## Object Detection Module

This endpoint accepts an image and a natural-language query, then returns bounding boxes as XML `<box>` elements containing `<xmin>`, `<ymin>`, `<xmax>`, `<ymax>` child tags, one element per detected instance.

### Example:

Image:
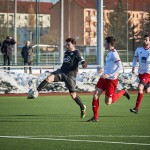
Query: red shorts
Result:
<box><xmin>139</xmin><ymin>73</ymin><xmax>150</xmax><ymax>85</ymax></box>
<box><xmin>96</xmin><ymin>77</ymin><xmax>118</xmax><ymax>97</ymax></box>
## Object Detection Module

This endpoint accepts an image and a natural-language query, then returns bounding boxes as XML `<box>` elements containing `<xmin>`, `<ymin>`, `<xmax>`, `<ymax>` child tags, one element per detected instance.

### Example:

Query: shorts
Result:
<box><xmin>52</xmin><ymin>69</ymin><xmax>76</xmax><ymax>93</ymax></box>
<box><xmin>96</xmin><ymin>77</ymin><xmax>118</xmax><ymax>97</ymax></box>
<box><xmin>139</xmin><ymin>73</ymin><xmax>150</xmax><ymax>85</ymax></box>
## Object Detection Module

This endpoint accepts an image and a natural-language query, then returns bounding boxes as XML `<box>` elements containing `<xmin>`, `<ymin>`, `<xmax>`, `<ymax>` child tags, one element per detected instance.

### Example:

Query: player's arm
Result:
<box><xmin>132</xmin><ymin>48</ymin><xmax>138</xmax><ymax>73</ymax></box>
<box><xmin>108</xmin><ymin>52</ymin><xmax>123</xmax><ymax>77</ymax></box>
<box><xmin>109</xmin><ymin>60</ymin><xmax>122</xmax><ymax>77</ymax></box>
<box><xmin>81</xmin><ymin>61</ymin><xmax>87</xmax><ymax>68</ymax></box>
<box><xmin>77</xmin><ymin>50</ymin><xmax>87</xmax><ymax>68</ymax></box>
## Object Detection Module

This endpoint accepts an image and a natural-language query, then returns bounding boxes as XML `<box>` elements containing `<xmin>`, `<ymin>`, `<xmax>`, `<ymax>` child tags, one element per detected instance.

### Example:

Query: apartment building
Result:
<box><xmin>49</xmin><ymin>0</ymin><xmax>149</xmax><ymax>46</ymax></box>
<box><xmin>0</xmin><ymin>0</ymin><xmax>149</xmax><ymax>46</ymax></box>
<box><xmin>0</xmin><ymin>1</ymin><xmax>53</xmax><ymax>44</ymax></box>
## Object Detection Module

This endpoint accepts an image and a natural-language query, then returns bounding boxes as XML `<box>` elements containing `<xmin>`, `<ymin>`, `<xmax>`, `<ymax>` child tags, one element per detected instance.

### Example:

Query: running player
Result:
<box><xmin>28</xmin><ymin>38</ymin><xmax>87</xmax><ymax>119</ymax></box>
<box><xmin>87</xmin><ymin>36</ymin><xmax>130</xmax><ymax>122</ymax></box>
<box><xmin>130</xmin><ymin>34</ymin><xmax>150</xmax><ymax>114</ymax></box>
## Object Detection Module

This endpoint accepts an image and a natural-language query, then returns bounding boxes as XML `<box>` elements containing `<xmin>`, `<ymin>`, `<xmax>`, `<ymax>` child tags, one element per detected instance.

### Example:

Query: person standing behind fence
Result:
<box><xmin>21</xmin><ymin>41</ymin><xmax>34</xmax><ymax>74</ymax></box>
<box><xmin>1</xmin><ymin>36</ymin><xmax>16</xmax><ymax>70</ymax></box>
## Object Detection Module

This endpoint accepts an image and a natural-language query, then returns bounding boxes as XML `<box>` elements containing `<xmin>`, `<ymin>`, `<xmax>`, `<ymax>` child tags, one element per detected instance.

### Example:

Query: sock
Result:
<box><xmin>112</xmin><ymin>90</ymin><xmax>125</xmax><ymax>103</ymax></box>
<box><xmin>37</xmin><ymin>80</ymin><xmax>48</xmax><ymax>92</ymax></box>
<box><xmin>92</xmin><ymin>99</ymin><xmax>99</xmax><ymax>120</ymax></box>
<box><xmin>135</xmin><ymin>93</ymin><xmax>143</xmax><ymax>110</ymax></box>
<box><xmin>74</xmin><ymin>96</ymin><xmax>84</xmax><ymax>110</ymax></box>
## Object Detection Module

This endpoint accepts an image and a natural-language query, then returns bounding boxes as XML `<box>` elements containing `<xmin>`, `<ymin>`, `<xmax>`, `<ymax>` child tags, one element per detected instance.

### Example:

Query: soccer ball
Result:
<box><xmin>27</xmin><ymin>89</ymin><xmax>39</xmax><ymax>99</ymax></box>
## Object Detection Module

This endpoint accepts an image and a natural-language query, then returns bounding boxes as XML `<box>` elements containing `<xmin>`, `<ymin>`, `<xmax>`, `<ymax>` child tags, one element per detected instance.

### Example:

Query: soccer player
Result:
<box><xmin>28</xmin><ymin>38</ymin><xmax>87</xmax><ymax>118</ymax></box>
<box><xmin>87</xmin><ymin>36</ymin><xmax>130</xmax><ymax>122</ymax></box>
<box><xmin>130</xmin><ymin>35</ymin><xmax>150</xmax><ymax>114</ymax></box>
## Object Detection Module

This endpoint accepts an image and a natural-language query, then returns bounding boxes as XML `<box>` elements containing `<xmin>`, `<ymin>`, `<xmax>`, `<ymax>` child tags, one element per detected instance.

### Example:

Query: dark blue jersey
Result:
<box><xmin>61</xmin><ymin>50</ymin><xmax>85</xmax><ymax>76</ymax></box>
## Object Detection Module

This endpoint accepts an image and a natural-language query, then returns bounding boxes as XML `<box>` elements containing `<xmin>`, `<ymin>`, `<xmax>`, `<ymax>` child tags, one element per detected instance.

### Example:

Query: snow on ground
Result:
<box><xmin>0</xmin><ymin>69</ymin><xmax>139</xmax><ymax>94</ymax></box>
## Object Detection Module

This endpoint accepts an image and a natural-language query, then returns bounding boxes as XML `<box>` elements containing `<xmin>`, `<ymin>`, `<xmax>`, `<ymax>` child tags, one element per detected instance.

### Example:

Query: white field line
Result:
<box><xmin>0</xmin><ymin>135</ymin><xmax>150</xmax><ymax>146</ymax></box>
<box><xmin>34</xmin><ymin>135</ymin><xmax>150</xmax><ymax>138</ymax></box>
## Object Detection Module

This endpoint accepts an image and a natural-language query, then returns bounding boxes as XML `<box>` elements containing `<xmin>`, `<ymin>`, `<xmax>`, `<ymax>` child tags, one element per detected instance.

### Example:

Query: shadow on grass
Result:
<box><xmin>0</xmin><ymin>114</ymin><xmax>85</xmax><ymax>122</ymax></box>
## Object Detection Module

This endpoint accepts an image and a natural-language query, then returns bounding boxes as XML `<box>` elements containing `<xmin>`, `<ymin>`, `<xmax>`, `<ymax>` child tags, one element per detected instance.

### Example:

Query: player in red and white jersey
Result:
<box><xmin>130</xmin><ymin>35</ymin><xmax>150</xmax><ymax>114</ymax></box>
<box><xmin>87</xmin><ymin>36</ymin><xmax>130</xmax><ymax>122</ymax></box>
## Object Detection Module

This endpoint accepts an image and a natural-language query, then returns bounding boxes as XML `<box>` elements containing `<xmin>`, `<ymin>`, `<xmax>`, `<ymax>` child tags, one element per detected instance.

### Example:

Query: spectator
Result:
<box><xmin>21</xmin><ymin>41</ymin><xmax>34</xmax><ymax>74</ymax></box>
<box><xmin>1</xmin><ymin>36</ymin><xmax>16</xmax><ymax>70</ymax></box>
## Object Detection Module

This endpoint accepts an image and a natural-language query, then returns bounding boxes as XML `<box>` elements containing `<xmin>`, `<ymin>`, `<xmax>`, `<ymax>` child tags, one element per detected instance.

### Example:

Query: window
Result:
<box><xmin>38</xmin><ymin>16</ymin><xmax>43</xmax><ymax>22</ymax></box>
<box><xmin>9</xmin><ymin>15</ymin><xmax>13</xmax><ymax>21</ymax></box>
<box><xmin>0</xmin><ymin>14</ymin><xmax>4</xmax><ymax>20</ymax></box>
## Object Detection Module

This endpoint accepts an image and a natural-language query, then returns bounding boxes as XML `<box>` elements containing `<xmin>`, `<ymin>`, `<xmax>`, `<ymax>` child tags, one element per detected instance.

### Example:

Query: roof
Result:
<box><xmin>53</xmin><ymin>0</ymin><xmax>150</xmax><ymax>12</ymax></box>
<box><xmin>74</xmin><ymin>0</ymin><xmax>96</xmax><ymax>9</ymax></box>
<box><xmin>0</xmin><ymin>1</ymin><xmax>53</xmax><ymax>14</ymax></box>
<box><xmin>104</xmin><ymin>0</ymin><xmax>150</xmax><ymax>12</ymax></box>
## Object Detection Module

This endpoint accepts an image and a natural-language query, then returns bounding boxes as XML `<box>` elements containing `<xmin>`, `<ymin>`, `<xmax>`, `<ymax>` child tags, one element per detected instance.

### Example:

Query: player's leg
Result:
<box><xmin>91</xmin><ymin>88</ymin><xmax>103</xmax><ymax>121</ymax></box>
<box><xmin>130</xmin><ymin>82</ymin><xmax>144</xmax><ymax>114</ymax></box>
<box><xmin>65</xmin><ymin>75</ymin><xmax>86</xmax><ymax>118</ymax></box>
<box><xmin>37</xmin><ymin>74</ymin><xmax>54</xmax><ymax>92</ymax></box>
<box><xmin>130</xmin><ymin>73</ymin><xmax>150</xmax><ymax>114</ymax></box>
<box><xmin>105</xmin><ymin>79</ymin><xmax>130</xmax><ymax>105</ymax></box>
<box><xmin>111</xmin><ymin>89</ymin><xmax>130</xmax><ymax>103</ymax></box>
<box><xmin>87</xmin><ymin>77</ymin><xmax>104</xmax><ymax>122</ymax></box>
<box><xmin>70</xmin><ymin>92</ymin><xmax>86</xmax><ymax>118</ymax></box>
<box><xmin>37</xmin><ymin>69</ymin><xmax>62</xmax><ymax>92</ymax></box>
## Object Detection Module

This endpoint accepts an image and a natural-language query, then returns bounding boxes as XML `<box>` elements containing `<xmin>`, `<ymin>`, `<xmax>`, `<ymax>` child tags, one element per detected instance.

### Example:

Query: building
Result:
<box><xmin>0</xmin><ymin>1</ymin><xmax>53</xmax><ymax>44</ymax></box>
<box><xmin>49</xmin><ymin>0</ymin><xmax>97</xmax><ymax>46</ymax></box>
<box><xmin>0</xmin><ymin>0</ymin><xmax>149</xmax><ymax>46</ymax></box>
<box><xmin>49</xmin><ymin>0</ymin><xmax>150</xmax><ymax>46</ymax></box>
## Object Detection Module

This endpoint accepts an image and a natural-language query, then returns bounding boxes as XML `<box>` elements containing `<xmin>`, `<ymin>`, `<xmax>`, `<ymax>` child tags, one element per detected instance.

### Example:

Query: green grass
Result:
<box><xmin>0</xmin><ymin>94</ymin><xmax>150</xmax><ymax>150</ymax></box>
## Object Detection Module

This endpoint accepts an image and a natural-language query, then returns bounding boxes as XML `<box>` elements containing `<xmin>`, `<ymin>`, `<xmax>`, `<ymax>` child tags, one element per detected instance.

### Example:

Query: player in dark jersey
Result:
<box><xmin>28</xmin><ymin>38</ymin><xmax>87</xmax><ymax>119</ymax></box>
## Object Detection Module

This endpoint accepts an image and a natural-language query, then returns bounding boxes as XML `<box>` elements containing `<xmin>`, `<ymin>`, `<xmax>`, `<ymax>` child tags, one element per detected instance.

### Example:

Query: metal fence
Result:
<box><xmin>0</xmin><ymin>46</ymin><xmax>134</xmax><ymax>65</ymax></box>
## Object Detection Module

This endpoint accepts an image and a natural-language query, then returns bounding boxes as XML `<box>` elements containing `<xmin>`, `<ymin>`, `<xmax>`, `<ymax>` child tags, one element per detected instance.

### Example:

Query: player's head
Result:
<box><xmin>143</xmin><ymin>35</ymin><xmax>150</xmax><ymax>47</ymax></box>
<box><xmin>65</xmin><ymin>38</ymin><xmax>76</xmax><ymax>50</ymax></box>
<box><xmin>105</xmin><ymin>36</ymin><xmax>116</xmax><ymax>50</ymax></box>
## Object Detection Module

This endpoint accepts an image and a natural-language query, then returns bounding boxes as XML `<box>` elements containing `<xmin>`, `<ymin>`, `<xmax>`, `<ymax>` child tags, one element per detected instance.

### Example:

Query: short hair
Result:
<box><xmin>144</xmin><ymin>35</ymin><xmax>150</xmax><ymax>39</ymax></box>
<box><xmin>6</xmin><ymin>36</ymin><xmax>10</xmax><ymax>39</ymax></box>
<box><xmin>105</xmin><ymin>36</ymin><xmax>116</xmax><ymax>46</ymax></box>
<box><xmin>66</xmin><ymin>38</ymin><xmax>76</xmax><ymax>45</ymax></box>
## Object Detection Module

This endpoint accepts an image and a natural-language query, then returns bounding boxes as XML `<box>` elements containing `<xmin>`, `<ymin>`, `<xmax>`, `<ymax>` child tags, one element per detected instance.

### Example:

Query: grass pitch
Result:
<box><xmin>0</xmin><ymin>94</ymin><xmax>150</xmax><ymax>150</ymax></box>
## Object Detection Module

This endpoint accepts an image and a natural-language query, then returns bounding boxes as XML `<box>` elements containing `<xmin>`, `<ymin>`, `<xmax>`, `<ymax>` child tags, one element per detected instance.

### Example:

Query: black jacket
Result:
<box><xmin>21</xmin><ymin>45</ymin><xmax>34</xmax><ymax>63</ymax></box>
<box><xmin>1</xmin><ymin>39</ymin><xmax>16</xmax><ymax>56</ymax></box>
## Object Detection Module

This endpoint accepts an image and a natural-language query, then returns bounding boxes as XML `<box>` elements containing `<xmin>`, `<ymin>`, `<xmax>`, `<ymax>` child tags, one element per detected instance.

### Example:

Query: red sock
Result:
<box><xmin>92</xmin><ymin>99</ymin><xmax>99</xmax><ymax>120</ymax></box>
<box><xmin>135</xmin><ymin>93</ymin><xmax>143</xmax><ymax>110</ymax></box>
<box><xmin>112</xmin><ymin>90</ymin><xmax>125</xmax><ymax>103</ymax></box>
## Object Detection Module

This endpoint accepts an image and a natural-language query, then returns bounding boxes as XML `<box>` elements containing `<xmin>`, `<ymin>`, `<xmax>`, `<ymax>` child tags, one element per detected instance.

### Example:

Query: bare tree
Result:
<box><xmin>28</xmin><ymin>3</ymin><xmax>36</xmax><ymax>44</ymax></box>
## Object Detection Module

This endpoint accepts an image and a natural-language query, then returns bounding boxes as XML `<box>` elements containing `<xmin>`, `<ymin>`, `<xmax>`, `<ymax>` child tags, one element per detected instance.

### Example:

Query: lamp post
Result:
<box><xmin>96</xmin><ymin>0</ymin><xmax>104</xmax><ymax>69</ymax></box>
<box><xmin>14</xmin><ymin>0</ymin><xmax>17</xmax><ymax>64</ymax></box>
<box><xmin>59</xmin><ymin>0</ymin><xmax>64</xmax><ymax>64</ymax></box>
